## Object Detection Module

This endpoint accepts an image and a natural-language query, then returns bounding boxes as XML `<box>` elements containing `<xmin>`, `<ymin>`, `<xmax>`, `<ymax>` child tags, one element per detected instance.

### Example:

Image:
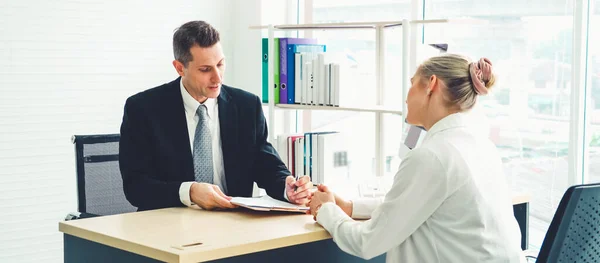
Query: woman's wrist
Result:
<box><xmin>313</xmin><ymin>203</ymin><xmax>323</xmax><ymax>219</ymax></box>
<box><xmin>315</xmin><ymin>201</ymin><xmax>352</xmax><ymax>220</ymax></box>
<box><xmin>334</xmin><ymin>194</ymin><xmax>353</xmax><ymax>217</ymax></box>
<box><xmin>340</xmin><ymin>200</ymin><xmax>353</xmax><ymax>217</ymax></box>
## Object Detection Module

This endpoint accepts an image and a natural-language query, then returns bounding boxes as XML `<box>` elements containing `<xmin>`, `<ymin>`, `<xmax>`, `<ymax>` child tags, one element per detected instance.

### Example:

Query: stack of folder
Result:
<box><xmin>262</xmin><ymin>38</ymin><xmax>341</xmax><ymax>106</ymax></box>
<box><xmin>275</xmin><ymin>132</ymin><xmax>349</xmax><ymax>185</ymax></box>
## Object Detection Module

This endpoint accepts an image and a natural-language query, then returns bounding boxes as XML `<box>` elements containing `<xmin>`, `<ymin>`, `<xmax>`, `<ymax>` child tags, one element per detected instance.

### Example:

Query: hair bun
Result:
<box><xmin>469</xmin><ymin>57</ymin><xmax>495</xmax><ymax>95</ymax></box>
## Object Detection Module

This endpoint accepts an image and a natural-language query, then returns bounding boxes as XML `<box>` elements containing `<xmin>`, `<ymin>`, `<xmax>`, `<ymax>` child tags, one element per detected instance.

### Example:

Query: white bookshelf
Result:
<box><xmin>252</xmin><ymin>19</ymin><xmax>448</xmax><ymax>177</ymax></box>
<box><xmin>249</xmin><ymin>19</ymin><xmax>451</xmax><ymax>30</ymax></box>
<box><xmin>274</xmin><ymin>104</ymin><xmax>402</xmax><ymax>115</ymax></box>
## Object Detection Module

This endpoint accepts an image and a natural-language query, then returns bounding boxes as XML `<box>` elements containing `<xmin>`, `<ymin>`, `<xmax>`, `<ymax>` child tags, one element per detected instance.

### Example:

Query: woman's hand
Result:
<box><xmin>307</xmin><ymin>184</ymin><xmax>353</xmax><ymax>221</ymax></box>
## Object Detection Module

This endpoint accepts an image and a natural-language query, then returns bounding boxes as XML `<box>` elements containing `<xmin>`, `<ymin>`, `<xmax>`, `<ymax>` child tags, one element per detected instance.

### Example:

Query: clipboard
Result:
<box><xmin>231</xmin><ymin>195</ymin><xmax>309</xmax><ymax>213</ymax></box>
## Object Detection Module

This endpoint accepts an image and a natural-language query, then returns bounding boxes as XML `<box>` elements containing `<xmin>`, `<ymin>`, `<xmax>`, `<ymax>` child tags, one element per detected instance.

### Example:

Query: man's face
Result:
<box><xmin>173</xmin><ymin>42</ymin><xmax>226</xmax><ymax>102</ymax></box>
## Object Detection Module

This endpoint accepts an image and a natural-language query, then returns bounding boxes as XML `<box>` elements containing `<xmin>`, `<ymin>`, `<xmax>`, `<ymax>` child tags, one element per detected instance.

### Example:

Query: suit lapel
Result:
<box><xmin>218</xmin><ymin>86</ymin><xmax>239</xmax><ymax>190</ymax></box>
<box><xmin>163</xmin><ymin>77</ymin><xmax>195</xmax><ymax>181</ymax></box>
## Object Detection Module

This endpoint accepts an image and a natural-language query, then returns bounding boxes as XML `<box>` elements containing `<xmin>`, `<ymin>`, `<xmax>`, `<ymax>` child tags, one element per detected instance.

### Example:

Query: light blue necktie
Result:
<box><xmin>193</xmin><ymin>104</ymin><xmax>214</xmax><ymax>184</ymax></box>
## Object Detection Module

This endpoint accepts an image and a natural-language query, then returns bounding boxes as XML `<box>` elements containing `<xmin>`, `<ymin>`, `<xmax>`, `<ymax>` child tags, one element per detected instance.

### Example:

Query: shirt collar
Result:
<box><xmin>180</xmin><ymin>79</ymin><xmax>216</xmax><ymax>119</ymax></box>
<box><xmin>423</xmin><ymin>112</ymin><xmax>471</xmax><ymax>141</ymax></box>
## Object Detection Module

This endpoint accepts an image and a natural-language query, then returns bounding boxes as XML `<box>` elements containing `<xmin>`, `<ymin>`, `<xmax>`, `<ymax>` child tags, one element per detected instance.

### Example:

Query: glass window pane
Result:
<box><xmin>314</xmin><ymin>0</ymin><xmax>412</xmax><ymax>23</ymax></box>
<box><xmin>424</xmin><ymin>0</ymin><xmax>573</xmax><ymax>249</ymax></box>
<box><xmin>588</xmin><ymin>2</ymin><xmax>600</xmax><ymax>183</ymax></box>
<box><xmin>312</xmin><ymin>1</ymin><xmax>413</xmax><ymax>183</ymax></box>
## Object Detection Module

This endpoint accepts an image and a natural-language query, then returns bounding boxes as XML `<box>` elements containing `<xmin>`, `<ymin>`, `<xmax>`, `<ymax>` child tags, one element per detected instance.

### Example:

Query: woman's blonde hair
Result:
<box><xmin>417</xmin><ymin>54</ymin><xmax>496</xmax><ymax>110</ymax></box>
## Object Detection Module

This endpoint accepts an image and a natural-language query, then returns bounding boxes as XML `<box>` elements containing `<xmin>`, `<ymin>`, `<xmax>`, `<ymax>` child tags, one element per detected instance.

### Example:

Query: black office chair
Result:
<box><xmin>65</xmin><ymin>134</ymin><xmax>136</xmax><ymax>220</ymax></box>
<box><xmin>526</xmin><ymin>183</ymin><xmax>600</xmax><ymax>262</ymax></box>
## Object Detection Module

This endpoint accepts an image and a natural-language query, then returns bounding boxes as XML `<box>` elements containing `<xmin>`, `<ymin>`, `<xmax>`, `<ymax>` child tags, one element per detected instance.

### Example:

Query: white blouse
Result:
<box><xmin>317</xmin><ymin>112</ymin><xmax>525</xmax><ymax>263</ymax></box>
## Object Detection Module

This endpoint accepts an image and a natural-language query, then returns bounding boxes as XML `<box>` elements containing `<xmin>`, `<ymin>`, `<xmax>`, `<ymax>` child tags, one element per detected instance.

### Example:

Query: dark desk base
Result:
<box><xmin>64</xmin><ymin>234</ymin><xmax>385</xmax><ymax>263</ymax></box>
<box><xmin>513</xmin><ymin>202</ymin><xmax>529</xmax><ymax>250</ymax></box>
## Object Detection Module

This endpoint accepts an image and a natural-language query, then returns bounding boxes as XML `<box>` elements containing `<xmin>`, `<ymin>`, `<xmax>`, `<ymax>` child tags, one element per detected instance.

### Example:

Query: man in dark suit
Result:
<box><xmin>119</xmin><ymin>20</ymin><xmax>312</xmax><ymax>211</ymax></box>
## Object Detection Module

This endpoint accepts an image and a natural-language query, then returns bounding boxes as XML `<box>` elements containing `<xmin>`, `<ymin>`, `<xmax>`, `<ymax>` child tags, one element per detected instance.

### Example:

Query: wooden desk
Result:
<box><xmin>60</xmin><ymin>194</ymin><xmax>531</xmax><ymax>263</ymax></box>
<box><xmin>59</xmin><ymin>208</ymin><xmax>384</xmax><ymax>263</ymax></box>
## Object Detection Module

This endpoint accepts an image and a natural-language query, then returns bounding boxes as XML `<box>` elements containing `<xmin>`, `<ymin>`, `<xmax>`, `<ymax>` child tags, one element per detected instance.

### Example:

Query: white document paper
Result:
<box><xmin>231</xmin><ymin>195</ymin><xmax>309</xmax><ymax>213</ymax></box>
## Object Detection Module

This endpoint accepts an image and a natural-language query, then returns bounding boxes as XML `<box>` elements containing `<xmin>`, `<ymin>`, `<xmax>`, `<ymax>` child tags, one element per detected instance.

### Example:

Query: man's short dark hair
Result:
<box><xmin>173</xmin><ymin>21</ymin><xmax>220</xmax><ymax>67</ymax></box>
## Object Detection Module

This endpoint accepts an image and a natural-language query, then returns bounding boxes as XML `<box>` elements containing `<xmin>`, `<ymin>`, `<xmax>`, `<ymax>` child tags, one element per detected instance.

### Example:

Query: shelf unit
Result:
<box><xmin>274</xmin><ymin>104</ymin><xmax>402</xmax><ymax>115</ymax></box>
<box><xmin>252</xmin><ymin>19</ymin><xmax>448</xmax><ymax>177</ymax></box>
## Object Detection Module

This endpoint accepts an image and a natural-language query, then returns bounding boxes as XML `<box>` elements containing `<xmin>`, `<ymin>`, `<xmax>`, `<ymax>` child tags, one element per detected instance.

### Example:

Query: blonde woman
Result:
<box><xmin>308</xmin><ymin>54</ymin><xmax>525</xmax><ymax>263</ymax></box>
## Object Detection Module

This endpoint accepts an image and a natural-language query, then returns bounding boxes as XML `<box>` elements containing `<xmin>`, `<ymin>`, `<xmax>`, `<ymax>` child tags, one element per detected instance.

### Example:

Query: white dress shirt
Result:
<box><xmin>177</xmin><ymin>80</ymin><xmax>289</xmax><ymax>206</ymax></box>
<box><xmin>316</xmin><ymin>112</ymin><xmax>526</xmax><ymax>263</ymax></box>
<box><xmin>178</xmin><ymin>80</ymin><xmax>227</xmax><ymax>206</ymax></box>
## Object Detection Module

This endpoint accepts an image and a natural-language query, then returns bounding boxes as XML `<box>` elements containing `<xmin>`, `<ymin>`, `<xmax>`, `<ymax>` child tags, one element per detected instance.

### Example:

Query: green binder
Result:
<box><xmin>273</xmin><ymin>38</ymin><xmax>280</xmax><ymax>104</ymax></box>
<box><xmin>261</xmin><ymin>38</ymin><xmax>280</xmax><ymax>103</ymax></box>
<box><xmin>262</xmin><ymin>38</ymin><xmax>268</xmax><ymax>103</ymax></box>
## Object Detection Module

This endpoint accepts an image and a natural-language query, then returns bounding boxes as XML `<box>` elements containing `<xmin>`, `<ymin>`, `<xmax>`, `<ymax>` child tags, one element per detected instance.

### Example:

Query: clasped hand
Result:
<box><xmin>307</xmin><ymin>185</ymin><xmax>353</xmax><ymax>222</ymax></box>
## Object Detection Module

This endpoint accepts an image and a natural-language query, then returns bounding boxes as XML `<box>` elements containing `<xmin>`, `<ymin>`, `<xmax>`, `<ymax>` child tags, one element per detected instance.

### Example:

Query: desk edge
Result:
<box><xmin>59</xmin><ymin>222</ymin><xmax>180</xmax><ymax>263</ymax></box>
<box><xmin>512</xmin><ymin>194</ymin><xmax>531</xmax><ymax>205</ymax></box>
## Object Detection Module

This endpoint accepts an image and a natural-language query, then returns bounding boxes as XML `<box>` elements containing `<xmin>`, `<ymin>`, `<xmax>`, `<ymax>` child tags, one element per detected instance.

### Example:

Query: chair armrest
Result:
<box><xmin>64</xmin><ymin>212</ymin><xmax>100</xmax><ymax>221</ymax></box>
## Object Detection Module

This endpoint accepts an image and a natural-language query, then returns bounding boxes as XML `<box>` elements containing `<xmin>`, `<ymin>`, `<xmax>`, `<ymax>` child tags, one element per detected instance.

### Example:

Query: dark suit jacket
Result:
<box><xmin>119</xmin><ymin>77</ymin><xmax>290</xmax><ymax>211</ymax></box>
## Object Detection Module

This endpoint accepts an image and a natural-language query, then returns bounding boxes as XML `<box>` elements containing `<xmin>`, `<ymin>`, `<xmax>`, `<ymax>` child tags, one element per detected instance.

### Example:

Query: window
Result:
<box><xmin>587</xmin><ymin>1</ymin><xmax>600</xmax><ymax>183</ymax></box>
<box><xmin>312</xmin><ymin>1</ymin><xmax>412</xmax><ymax>185</ymax></box>
<box><xmin>424</xmin><ymin>0</ymin><xmax>574</xmax><ymax>249</ymax></box>
<box><xmin>314</xmin><ymin>0</ymin><xmax>412</xmax><ymax>23</ymax></box>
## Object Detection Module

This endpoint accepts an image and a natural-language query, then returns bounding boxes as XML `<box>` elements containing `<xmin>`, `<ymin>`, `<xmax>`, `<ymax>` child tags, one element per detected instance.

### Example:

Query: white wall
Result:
<box><xmin>227</xmin><ymin>0</ymin><xmax>262</xmax><ymax>96</ymax></box>
<box><xmin>226</xmin><ymin>0</ymin><xmax>297</xmax><ymax>97</ymax></box>
<box><xmin>0</xmin><ymin>0</ymin><xmax>260</xmax><ymax>262</ymax></box>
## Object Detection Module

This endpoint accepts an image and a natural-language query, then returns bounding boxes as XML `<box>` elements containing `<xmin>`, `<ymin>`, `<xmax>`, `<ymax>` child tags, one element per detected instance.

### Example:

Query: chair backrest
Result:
<box><xmin>537</xmin><ymin>183</ymin><xmax>600</xmax><ymax>262</ymax></box>
<box><xmin>72</xmin><ymin>134</ymin><xmax>137</xmax><ymax>216</ymax></box>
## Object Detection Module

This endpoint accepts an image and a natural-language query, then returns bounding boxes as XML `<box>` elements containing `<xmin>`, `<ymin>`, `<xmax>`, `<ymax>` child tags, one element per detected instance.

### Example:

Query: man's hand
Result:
<box><xmin>286</xmin><ymin>175</ymin><xmax>313</xmax><ymax>205</ymax></box>
<box><xmin>190</xmin><ymin>182</ymin><xmax>238</xmax><ymax>210</ymax></box>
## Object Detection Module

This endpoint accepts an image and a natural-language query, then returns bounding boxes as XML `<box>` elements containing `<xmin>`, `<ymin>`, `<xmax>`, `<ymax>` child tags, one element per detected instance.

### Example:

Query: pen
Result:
<box><xmin>294</xmin><ymin>174</ymin><xmax>299</xmax><ymax>191</ymax></box>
